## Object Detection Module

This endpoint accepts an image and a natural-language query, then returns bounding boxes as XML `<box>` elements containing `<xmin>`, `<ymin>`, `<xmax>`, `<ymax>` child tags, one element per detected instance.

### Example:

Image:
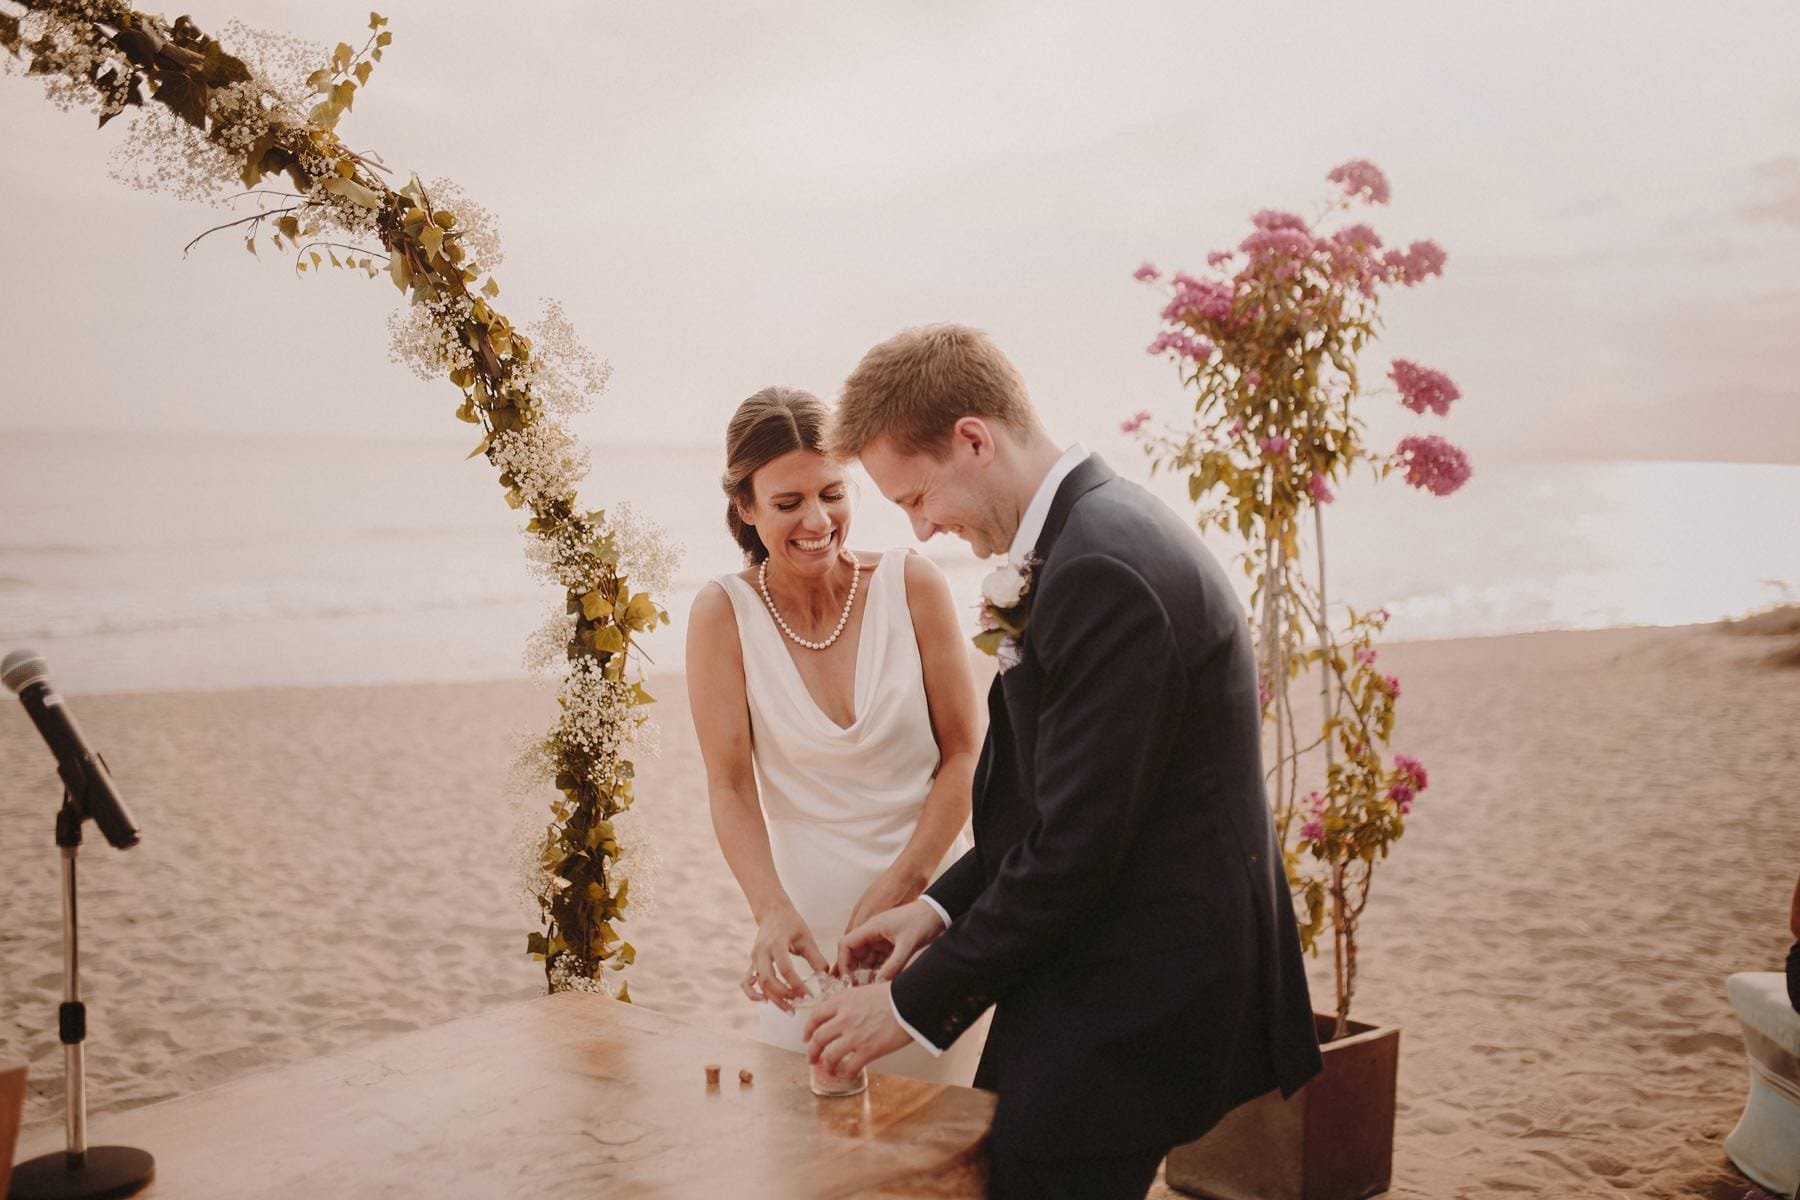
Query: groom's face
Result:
<box><xmin>860</xmin><ymin>434</ymin><xmax>1008</xmax><ymax>559</ymax></box>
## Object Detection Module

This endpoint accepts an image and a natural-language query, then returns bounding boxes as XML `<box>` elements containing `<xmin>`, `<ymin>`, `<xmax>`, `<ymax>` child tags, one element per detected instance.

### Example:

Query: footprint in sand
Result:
<box><xmin>1487</xmin><ymin>1110</ymin><xmax>1532</xmax><ymax>1134</ymax></box>
<box><xmin>1660</xmin><ymin>1030</ymin><xmax>1740</xmax><ymax>1056</ymax></box>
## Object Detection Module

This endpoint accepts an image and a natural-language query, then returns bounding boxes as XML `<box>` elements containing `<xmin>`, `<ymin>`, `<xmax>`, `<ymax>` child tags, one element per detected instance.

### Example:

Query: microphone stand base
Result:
<box><xmin>8</xmin><ymin>1145</ymin><xmax>154</xmax><ymax>1200</ymax></box>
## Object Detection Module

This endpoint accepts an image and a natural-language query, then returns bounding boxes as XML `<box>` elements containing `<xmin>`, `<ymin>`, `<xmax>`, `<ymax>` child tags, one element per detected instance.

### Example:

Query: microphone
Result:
<box><xmin>3</xmin><ymin>650</ymin><xmax>141</xmax><ymax>850</ymax></box>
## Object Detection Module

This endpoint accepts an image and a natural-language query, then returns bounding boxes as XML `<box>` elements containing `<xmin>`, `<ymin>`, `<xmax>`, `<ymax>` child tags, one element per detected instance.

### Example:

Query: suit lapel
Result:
<box><xmin>974</xmin><ymin>674</ymin><xmax>1007</xmax><ymax>811</ymax></box>
<box><xmin>1028</xmin><ymin>453</ymin><xmax>1115</xmax><ymax>568</ymax></box>
<box><xmin>996</xmin><ymin>453</ymin><xmax>1116</xmax><ymax>762</ymax></box>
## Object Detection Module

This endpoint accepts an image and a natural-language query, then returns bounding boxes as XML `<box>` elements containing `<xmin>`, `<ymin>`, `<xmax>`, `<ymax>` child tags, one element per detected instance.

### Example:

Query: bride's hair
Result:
<box><xmin>722</xmin><ymin>386</ymin><xmax>830</xmax><ymax>564</ymax></box>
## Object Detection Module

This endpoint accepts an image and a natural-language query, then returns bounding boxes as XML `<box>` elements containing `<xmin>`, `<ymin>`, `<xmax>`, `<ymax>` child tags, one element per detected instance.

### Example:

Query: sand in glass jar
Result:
<box><xmin>791</xmin><ymin>972</ymin><xmax>869</xmax><ymax>1098</ymax></box>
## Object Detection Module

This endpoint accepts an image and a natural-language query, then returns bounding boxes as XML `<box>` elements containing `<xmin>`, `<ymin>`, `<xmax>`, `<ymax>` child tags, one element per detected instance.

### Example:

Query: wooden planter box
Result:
<box><xmin>1</xmin><ymin>1062</ymin><xmax>25</xmax><ymax>1199</ymax></box>
<box><xmin>1166</xmin><ymin>1015</ymin><xmax>1400</xmax><ymax>1200</ymax></box>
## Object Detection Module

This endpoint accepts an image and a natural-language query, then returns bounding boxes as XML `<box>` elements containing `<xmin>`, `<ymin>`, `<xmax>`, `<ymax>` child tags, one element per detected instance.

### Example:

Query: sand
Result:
<box><xmin>3</xmin><ymin>620</ymin><xmax>1797</xmax><ymax>1198</ymax></box>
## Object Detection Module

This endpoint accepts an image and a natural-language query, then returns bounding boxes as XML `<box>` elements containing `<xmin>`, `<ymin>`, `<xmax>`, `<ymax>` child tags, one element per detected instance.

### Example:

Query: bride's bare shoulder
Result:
<box><xmin>688</xmin><ymin>578</ymin><xmax>739</xmax><ymax>628</ymax></box>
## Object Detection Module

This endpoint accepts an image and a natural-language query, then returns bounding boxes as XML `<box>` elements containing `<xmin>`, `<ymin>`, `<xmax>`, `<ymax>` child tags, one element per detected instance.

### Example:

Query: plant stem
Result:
<box><xmin>1315</xmin><ymin>502</ymin><xmax>1336</xmax><ymax>771</ymax></box>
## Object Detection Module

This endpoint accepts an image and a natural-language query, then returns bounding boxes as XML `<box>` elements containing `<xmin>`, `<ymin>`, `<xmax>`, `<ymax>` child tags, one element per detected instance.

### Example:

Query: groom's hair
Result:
<box><xmin>832</xmin><ymin>324</ymin><xmax>1036</xmax><ymax>460</ymax></box>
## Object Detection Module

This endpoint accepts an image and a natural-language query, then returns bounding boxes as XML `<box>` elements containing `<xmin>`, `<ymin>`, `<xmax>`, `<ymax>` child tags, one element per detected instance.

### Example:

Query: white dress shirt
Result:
<box><xmin>890</xmin><ymin>442</ymin><xmax>1090</xmax><ymax>1054</ymax></box>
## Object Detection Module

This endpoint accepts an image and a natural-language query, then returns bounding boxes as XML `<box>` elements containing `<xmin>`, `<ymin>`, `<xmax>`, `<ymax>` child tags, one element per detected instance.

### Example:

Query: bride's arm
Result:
<box><xmin>688</xmin><ymin>582</ymin><xmax>828</xmax><ymax>1005</ymax></box>
<box><xmin>846</xmin><ymin>555</ymin><xmax>980</xmax><ymax>932</ymax></box>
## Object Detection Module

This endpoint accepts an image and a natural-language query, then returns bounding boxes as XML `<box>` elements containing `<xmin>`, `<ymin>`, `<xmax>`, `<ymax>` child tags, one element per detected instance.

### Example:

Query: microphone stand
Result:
<box><xmin>9</xmin><ymin>779</ymin><xmax>154</xmax><ymax>1200</ymax></box>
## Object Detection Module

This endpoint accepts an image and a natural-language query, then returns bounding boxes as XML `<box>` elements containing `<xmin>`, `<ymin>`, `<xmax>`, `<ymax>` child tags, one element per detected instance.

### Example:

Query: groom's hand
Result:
<box><xmin>837</xmin><ymin>898</ymin><xmax>946</xmax><ymax>980</ymax></box>
<box><xmin>804</xmin><ymin>980</ymin><xmax>910</xmax><ymax>1080</ymax></box>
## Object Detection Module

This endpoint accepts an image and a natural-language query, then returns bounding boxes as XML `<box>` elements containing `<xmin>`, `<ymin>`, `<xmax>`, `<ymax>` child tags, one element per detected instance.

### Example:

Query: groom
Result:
<box><xmin>803</xmin><ymin>325</ymin><xmax>1322</xmax><ymax>1198</ymax></box>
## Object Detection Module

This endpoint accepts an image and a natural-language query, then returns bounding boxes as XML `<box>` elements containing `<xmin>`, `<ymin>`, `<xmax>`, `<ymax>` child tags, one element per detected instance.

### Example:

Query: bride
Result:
<box><xmin>686</xmin><ymin>385</ymin><xmax>987</xmax><ymax>1084</ymax></box>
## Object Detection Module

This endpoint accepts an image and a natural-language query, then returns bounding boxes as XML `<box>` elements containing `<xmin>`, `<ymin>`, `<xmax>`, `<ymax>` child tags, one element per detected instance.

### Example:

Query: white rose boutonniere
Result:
<box><xmin>973</xmin><ymin>555</ymin><xmax>1037</xmax><ymax>673</ymax></box>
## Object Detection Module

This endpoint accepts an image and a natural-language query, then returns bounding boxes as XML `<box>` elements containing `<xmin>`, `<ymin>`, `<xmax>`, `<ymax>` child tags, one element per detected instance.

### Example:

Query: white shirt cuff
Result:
<box><xmin>918</xmin><ymin>894</ymin><xmax>951</xmax><ymax>931</ymax></box>
<box><xmin>888</xmin><ymin>989</ymin><xmax>945</xmax><ymax>1057</ymax></box>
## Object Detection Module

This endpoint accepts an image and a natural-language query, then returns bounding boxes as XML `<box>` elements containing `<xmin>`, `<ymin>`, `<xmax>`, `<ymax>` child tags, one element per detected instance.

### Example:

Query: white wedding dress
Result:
<box><xmin>716</xmin><ymin>547</ymin><xmax>988</xmax><ymax>1085</ymax></box>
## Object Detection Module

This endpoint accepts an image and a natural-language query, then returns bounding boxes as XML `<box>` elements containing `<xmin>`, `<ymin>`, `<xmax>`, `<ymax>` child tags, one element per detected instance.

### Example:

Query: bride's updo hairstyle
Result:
<box><xmin>721</xmin><ymin>386</ymin><xmax>831</xmax><ymax>565</ymax></box>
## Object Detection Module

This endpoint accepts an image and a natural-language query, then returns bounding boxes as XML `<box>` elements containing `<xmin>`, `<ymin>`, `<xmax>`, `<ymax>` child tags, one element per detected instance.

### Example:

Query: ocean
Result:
<box><xmin>2</xmin><ymin>429</ymin><xmax>1796</xmax><ymax>695</ymax></box>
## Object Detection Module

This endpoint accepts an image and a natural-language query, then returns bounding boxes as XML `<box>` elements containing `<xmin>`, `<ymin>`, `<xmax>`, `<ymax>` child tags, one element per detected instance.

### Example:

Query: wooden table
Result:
<box><xmin>13</xmin><ymin>993</ymin><xmax>995</xmax><ymax>1198</ymax></box>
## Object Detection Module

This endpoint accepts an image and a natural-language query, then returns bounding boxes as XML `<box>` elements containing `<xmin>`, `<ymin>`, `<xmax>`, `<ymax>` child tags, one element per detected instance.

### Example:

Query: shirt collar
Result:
<box><xmin>1008</xmin><ymin>442</ymin><xmax>1089</xmax><ymax>563</ymax></box>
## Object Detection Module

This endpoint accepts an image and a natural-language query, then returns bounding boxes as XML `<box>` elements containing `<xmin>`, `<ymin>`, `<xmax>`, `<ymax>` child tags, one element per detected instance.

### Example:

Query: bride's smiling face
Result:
<box><xmin>740</xmin><ymin>449</ymin><xmax>852</xmax><ymax>576</ymax></box>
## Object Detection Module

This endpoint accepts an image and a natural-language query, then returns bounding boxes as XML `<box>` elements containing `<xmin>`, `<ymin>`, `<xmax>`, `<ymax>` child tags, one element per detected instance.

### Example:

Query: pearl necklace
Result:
<box><xmin>758</xmin><ymin>553</ymin><xmax>860</xmax><ymax>651</ymax></box>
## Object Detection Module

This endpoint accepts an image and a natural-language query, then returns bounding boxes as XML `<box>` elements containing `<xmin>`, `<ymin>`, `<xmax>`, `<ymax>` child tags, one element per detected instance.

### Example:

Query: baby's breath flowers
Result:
<box><xmin>1</xmin><ymin>0</ymin><xmax>670</xmax><ymax>997</ymax></box>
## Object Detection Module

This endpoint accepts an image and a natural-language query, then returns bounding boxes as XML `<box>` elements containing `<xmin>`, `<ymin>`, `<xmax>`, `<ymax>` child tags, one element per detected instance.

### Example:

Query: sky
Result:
<box><xmin>2</xmin><ymin>0</ymin><xmax>1798</xmax><ymax>465</ymax></box>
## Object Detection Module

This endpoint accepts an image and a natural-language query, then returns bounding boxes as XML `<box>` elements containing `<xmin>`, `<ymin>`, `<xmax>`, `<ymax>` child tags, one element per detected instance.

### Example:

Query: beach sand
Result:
<box><xmin>3</xmin><ymin>620</ymin><xmax>1797</xmax><ymax>1198</ymax></box>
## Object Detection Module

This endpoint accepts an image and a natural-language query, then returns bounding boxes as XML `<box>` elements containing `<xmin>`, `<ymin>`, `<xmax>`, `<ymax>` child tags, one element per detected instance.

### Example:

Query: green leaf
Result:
<box><xmin>623</xmin><ymin>592</ymin><xmax>660</xmax><ymax>631</ymax></box>
<box><xmin>354</xmin><ymin>61</ymin><xmax>372</xmax><ymax>86</ymax></box>
<box><xmin>370</xmin><ymin>12</ymin><xmax>389</xmax><ymax>29</ymax></box>
<box><xmin>467</xmin><ymin>432</ymin><xmax>492</xmax><ymax>459</ymax></box>
<box><xmin>971</xmin><ymin>628</ymin><xmax>1006</xmax><ymax>656</ymax></box>
<box><xmin>306</xmin><ymin>67</ymin><xmax>332</xmax><ymax>93</ymax></box>
<box><xmin>580</xmin><ymin>591</ymin><xmax>613</xmax><ymax>621</ymax></box>
<box><xmin>152</xmin><ymin>71</ymin><xmax>209</xmax><ymax>130</ymax></box>
<box><xmin>526</xmin><ymin>931</ymin><xmax>548</xmax><ymax>957</ymax></box>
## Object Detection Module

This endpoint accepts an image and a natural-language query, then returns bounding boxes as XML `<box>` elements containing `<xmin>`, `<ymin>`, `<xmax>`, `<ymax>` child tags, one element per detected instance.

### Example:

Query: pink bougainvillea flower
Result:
<box><xmin>1354</xmin><ymin>646</ymin><xmax>1378</xmax><ymax>665</ymax></box>
<box><xmin>1300</xmin><ymin>819</ymin><xmax>1326</xmax><ymax>842</ymax></box>
<box><xmin>1327</xmin><ymin>158</ymin><xmax>1391</xmax><ymax>204</ymax></box>
<box><xmin>1403</xmin><ymin>240</ymin><xmax>1447</xmax><ymax>279</ymax></box>
<box><xmin>1133</xmin><ymin>262</ymin><xmax>1161</xmax><ymax>282</ymax></box>
<box><xmin>1305</xmin><ymin>789</ymin><xmax>1327</xmax><ymax>815</ymax></box>
<box><xmin>1147</xmin><ymin>330</ymin><xmax>1215</xmax><ymax>363</ymax></box>
<box><xmin>1161</xmin><ymin>275</ymin><xmax>1237</xmax><ymax>327</ymax></box>
<box><xmin>1331</xmin><ymin>222</ymin><xmax>1383</xmax><ymax>252</ymax></box>
<box><xmin>1228</xmin><ymin>419</ymin><xmax>1247</xmax><ymax>439</ymax></box>
<box><xmin>1383</xmin><ymin>674</ymin><xmax>1403</xmax><ymax>697</ymax></box>
<box><xmin>1307</xmin><ymin>474</ymin><xmax>1335</xmax><ymax>503</ymax></box>
<box><xmin>1395</xmin><ymin>796</ymin><xmax>1414</xmax><ymax>816</ymax></box>
<box><xmin>1251</xmin><ymin>209</ymin><xmax>1311</xmax><ymax>233</ymax></box>
<box><xmin>1393</xmin><ymin>753</ymin><xmax>1429</xmax><ymax>790</ymax></box>
<box><xmin>1239</xmin><ymin>227</ymin><xmax>1315</xmax><ymax>265</ymax></box>
<box><xmin>1390</xmin><ymin>359</ymin><xmax>1460</xmax><ymax>416</ymax></box>
<box><xmin>1260</xmin><ymin>435</ymin><xmax>1291</xmax><ymax>457</ymax></box>
<box><xmin>1385</xmin><ymin>239</ymin><xmax>1447</xmax><ymax>285</ymax></box>
<box><xmin>1120</xmin><ymin>409</ymin><xmax>1152</xmax><ymax>435</ymax></box>
<box><xmin>1395</xmin><ymin>434</ymin><xmax>1472</xmax><ymax>496</ymax></box>
<box><xmin>1206</xmin><ymin>249</ymin><xmax>1234</xmax><ymax>267</ymax></box>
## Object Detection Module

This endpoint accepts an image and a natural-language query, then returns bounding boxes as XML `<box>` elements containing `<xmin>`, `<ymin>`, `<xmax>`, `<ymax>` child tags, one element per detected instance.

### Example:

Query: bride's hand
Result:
<box><xmin>844</xmin><ymin>868</ymin><xmax>925</xmax><ymax>944</ymax></box>
<box><xmin>745</xmin><ymin>902</ymin><xmax>830</xmax><ymax>1014</ymax></box>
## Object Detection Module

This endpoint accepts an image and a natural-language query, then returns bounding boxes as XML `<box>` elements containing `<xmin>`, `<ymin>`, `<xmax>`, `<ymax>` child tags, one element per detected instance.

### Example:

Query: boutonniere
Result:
<box><xmin>972</xmin><ymin>555</ymin><xmax>1037</xmax><ymax>674</ymax></box>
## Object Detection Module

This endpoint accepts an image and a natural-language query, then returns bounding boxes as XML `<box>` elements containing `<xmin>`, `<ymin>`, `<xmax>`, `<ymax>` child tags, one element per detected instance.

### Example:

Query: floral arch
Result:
<box><xmin>3</xmin><ymin>1</ymin><xmax>658</xmax><ymax>998</ymax></box>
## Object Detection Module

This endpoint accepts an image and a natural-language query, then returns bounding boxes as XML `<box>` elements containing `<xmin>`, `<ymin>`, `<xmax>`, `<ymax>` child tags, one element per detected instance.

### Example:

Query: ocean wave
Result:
<box><xmin>0</xmin><ymin>543</ymin><xmax>97</xmax><ymax>556</ymax></box>
<box><xmin>0</xmin><ymin>582</ymin><xmax>542</xmax><ymax>640</ymax></box>
<box><xmin>0</xmin><ymin>527</ymin><xmax>518</xmax><ymax>555</ymax></box>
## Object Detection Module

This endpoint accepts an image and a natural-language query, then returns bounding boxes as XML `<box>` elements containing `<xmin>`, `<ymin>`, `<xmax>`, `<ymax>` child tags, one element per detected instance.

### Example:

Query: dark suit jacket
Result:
<box><xmin>891</xmin><ymin>454</ymin><xmax>1323</xmax><ymax>1160</ymax></box>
